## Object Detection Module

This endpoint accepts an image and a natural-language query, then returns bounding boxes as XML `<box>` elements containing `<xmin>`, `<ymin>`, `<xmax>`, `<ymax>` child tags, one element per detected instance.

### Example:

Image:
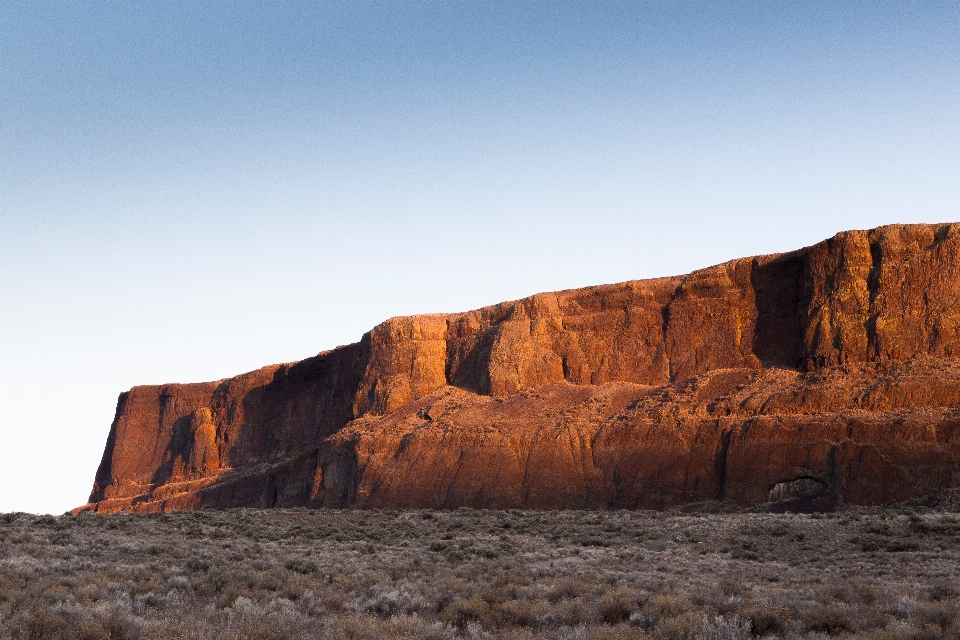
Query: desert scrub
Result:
<box><xmin>0</xmin><ymin>505</ymin><xmax>957</xmax><ymax>638</ymax></box>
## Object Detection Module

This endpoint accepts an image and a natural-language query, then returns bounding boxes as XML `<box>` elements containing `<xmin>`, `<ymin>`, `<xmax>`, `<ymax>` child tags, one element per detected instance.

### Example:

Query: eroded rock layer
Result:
<box><xmin>76</xmin><ymin>223</ymin><xmax>960</xmax><ymax>513</ymax></box>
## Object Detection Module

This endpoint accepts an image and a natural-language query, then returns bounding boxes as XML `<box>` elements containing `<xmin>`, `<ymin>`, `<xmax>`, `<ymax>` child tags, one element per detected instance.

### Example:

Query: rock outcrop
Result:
<box><xmin>75</xmin><ymin>223</ymin><xmax>960</xmax><ymax>514</ymax></box>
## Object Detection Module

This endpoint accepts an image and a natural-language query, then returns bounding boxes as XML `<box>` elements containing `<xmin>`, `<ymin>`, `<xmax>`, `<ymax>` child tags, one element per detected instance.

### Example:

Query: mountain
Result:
<box><xmin>75</xmin><ymin>223</ymin><xmax>960</xmax><ymax>514</ymax></box>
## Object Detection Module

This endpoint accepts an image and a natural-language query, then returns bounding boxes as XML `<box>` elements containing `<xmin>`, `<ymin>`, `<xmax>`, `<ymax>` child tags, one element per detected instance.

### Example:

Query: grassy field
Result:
<box><xmin>1</xmin><ymin>505</ymin><xmax>958</xmax><ymax>639</ymax></box>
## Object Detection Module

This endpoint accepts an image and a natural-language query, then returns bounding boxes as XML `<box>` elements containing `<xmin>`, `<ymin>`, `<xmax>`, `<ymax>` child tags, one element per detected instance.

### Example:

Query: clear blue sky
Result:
<box><xmin>2</xmin><ymin>1</ymin><xmax>958</xmax><ymax>514</ymax></box>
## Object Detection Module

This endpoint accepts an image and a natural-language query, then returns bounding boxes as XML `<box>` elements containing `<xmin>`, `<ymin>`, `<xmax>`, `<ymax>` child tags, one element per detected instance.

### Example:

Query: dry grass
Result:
<box><xmin>1</xmin><ymin>504</ymin><xmax>959</xmax><ymax>638</ymax></box>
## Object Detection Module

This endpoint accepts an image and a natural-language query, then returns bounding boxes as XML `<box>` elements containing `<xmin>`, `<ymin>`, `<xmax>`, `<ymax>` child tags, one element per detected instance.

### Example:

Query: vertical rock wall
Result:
<box><xmin>79</xmin><ymin>223</ymin><xmax>960</xmax><ymax>513</ymax></box>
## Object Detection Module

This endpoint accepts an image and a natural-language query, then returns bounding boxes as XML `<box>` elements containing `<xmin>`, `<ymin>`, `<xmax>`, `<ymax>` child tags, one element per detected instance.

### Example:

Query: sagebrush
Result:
<box><xmin>1</xmin><ymin>505</ymin><xmax>958</xmax><ymax>639</ymax></box>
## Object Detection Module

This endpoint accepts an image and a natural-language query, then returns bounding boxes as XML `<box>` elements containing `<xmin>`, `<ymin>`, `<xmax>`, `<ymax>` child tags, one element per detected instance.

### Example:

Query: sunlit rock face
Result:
<box><xmin>75</xmin><ymin>223</ymin><xmax>960</xmax><ymax>514</ymax></box>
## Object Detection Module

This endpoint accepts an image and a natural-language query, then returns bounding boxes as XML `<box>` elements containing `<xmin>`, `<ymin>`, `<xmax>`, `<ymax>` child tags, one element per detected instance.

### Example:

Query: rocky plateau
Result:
<box><xmin>75</xmin><ymin>223</ymin><xmax>960</xmax><ymax>514</ymax></box>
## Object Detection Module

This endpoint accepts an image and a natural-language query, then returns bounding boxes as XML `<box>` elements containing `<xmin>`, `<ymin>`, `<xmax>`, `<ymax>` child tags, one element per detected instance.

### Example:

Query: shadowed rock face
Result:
<box><xmin>75</xmin><ymin>223</ymin><xmax>960</xmax><ymax>514</ymax></box>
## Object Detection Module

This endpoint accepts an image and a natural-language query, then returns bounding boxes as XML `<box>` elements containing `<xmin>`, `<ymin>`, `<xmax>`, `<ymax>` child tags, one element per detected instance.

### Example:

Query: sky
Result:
<box><xmin>2</xmin><ymin>1</ymin><xmax>959</xmax><ymax>514</ymax></box>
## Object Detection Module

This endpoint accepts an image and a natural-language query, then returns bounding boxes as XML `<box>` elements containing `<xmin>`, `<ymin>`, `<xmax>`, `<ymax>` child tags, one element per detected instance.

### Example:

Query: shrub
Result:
<box><xmin>165</xmin><ymin>575</ymin><xmax>191</xmax><ymax>592</ymax></box>
<box><xmin>12</xmin><ymin>605</ymin><xmax>142</xmax><ymax>640</ymax></box>
<box><xmin>914</xmin><ymin>601</ymin><xmax>959</xmax><ymax>632</ymax></box>
<box><xmin>858</xmin><ymin>536</ymin><xmax>921</xmax><ymax>552</ymax></box>
<box><xmin>741</xmin><ymin>605</ymin><xmax>788</xmax><ymax>637</ymax></box>
<box><xmin>441</xmin><ymin>596</ymin><xmax>491</xmax><ymax>628</ymax></box>
<box><xmin>805</xmin><ymin>603</ymin><xmax>855</xmax><ymax>635</ymax></box>
<box><xmin>646</xmin><ymin>595</ymin><xmax>697</xmax><ymax>621</ymax></box>
<box><xmin>589</xmin><ymin>628</ymin><xmax>649</xmax><ymax>640</ymax></box>
<box><xmin>648</xmin><ymin>612</ymin><xmax>700</xmax><ymax>640</ymax></box>
<box><xmin>719</xmin><ymin>578</ymin><xmax>743</xmax><ymax>597</ymax></box>
<box><xmin>597</xmin><ymin>593</ymin><xmax>637</xmax><ymax>625</ymax></box>
<box><xmin>284</xmin><ymin>558</ymin><xmax>319</xmax><ymax>574</ymax></box>
<box><xmin>495</xmin><ymin>599</ymin><xmax>544</xmax><ymax>628</ymax></box>
<box><xmin>1</xmin><ymin>507</ymin><xmax>957</xmax><ymax>639</ymax></box>
<box><xmin>928</xmin><ymin>582</ymin><xmax>959</xmax><ymax>602</ymax></box>
<box><xmin>548</xmin><ymin>578</ymin><xmax>587</xmax><ymax>603</ymax></box>
<box><xmin>96</xmin><ymin>608</ymin><xmax>142</xmax><ymax>640</ymax></box>
<box><xmin>553</xmin><ymin>596</ymin><xmax>592</xmax><ymax>627</ymax></box>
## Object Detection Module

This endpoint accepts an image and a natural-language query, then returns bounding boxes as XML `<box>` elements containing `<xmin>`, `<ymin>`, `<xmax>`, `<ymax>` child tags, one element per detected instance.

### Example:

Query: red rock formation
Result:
<box><xmin>75</xmin><ymin>223</ymin><xmax>960</xmax><ymax>514</ymax></box>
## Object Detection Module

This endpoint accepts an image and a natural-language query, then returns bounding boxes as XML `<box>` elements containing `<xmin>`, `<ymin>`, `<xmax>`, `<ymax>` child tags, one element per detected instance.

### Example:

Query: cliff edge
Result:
<box><xmin>75</xmin><ymin>223</ymin><xmax>960</xmax><ymax>513</ymax></box>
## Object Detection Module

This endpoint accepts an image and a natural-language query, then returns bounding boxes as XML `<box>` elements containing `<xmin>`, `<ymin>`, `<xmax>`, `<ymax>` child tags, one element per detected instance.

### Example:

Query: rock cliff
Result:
<box><xmin>75</xmin><ymin>223</ymin><xmax>960</xmax><ymax>513</ymax></box>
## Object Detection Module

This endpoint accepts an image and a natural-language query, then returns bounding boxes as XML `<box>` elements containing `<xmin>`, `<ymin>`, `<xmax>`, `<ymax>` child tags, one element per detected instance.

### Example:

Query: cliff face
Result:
<box><xmin>76</xmin><ymin>223</ymin><xmax>960</xmax><ymax>514</ymax></box>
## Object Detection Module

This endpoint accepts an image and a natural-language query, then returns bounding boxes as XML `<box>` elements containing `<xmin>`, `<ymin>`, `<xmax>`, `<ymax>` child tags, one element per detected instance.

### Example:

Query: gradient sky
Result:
<box><xmin>2</xmin><ymin>1</ymin><xmax>959</xmax><ymax>514</ymax></box>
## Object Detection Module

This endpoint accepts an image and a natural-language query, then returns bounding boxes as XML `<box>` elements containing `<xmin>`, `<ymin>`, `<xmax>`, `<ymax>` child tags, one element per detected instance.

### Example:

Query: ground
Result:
<box><xmin>1</xmin><ymin>505</ymin><xmax>959</xmax><ymax>639</ymax></box>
